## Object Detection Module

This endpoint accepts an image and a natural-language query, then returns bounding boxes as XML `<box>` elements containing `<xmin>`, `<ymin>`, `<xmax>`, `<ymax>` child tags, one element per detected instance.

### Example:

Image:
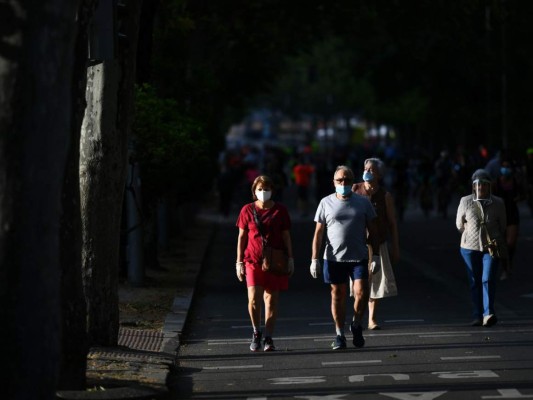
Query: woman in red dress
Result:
<box><xmin>236</xmin><ymin>175</ymin><xmax>294</xmax><ymax>352</ymax></box>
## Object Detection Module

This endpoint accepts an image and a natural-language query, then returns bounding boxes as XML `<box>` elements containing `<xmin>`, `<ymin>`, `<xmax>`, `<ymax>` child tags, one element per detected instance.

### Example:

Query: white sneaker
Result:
<box><xmin>483</xmin><ymin>314</ymin><xmax>497</xmax><ymax>327</ymax></box>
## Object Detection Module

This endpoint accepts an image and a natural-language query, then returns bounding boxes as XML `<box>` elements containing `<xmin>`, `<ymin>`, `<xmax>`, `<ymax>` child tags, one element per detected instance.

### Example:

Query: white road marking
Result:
<box><xmin>349</xmin><ymin>373</ymin><xmax>410</xmax><ymax>382</ymax></box>
<box><xmin>482</xmin><ymin>388</ymin><xmax>533</xmax><ymax>398</ymax></box>
<box><xmin>420</xmin><ymin>334</ymin><xmax>472</xmax><ymax>338</ymax></box>
<box><xmin>203</xmin><ymin>327</ymin><xmax>533</xmax><ymax>345</ymax></box>
<box><xmin>378</xmin><ymin>392</ymin><xmax>447</xmax><ymax>399</ymax></box>
<box><xmin>322</xmin><ymin>360</ymin><xmax>382</xmax><ymax>366</ymax></box>
<box><xmin>385</xmin><ymin>319</ymin><xmax>425</xmax><ymax>323</ymax></box>
<box><xmin>440</xmin><ymin>355</ymin><xmax>501</xmax><ymax>360</ymax></box>
<box><xmin>268</xmin><ymin>376</ymin><xmax>326</xmax><ymax>385</ymax></box>
<box><xmin>202</xmin><ymin>365</ymin><xmax>263</xmax><ymax>370</ymax></box>
<box><xmin>431</xmin><ymin>370</ymin><xmax>499</xmax><ymax>378</ymax></box>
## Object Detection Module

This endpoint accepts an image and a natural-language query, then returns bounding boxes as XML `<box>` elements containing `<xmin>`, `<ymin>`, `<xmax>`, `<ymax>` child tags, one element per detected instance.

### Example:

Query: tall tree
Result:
<box><xmin>0</xmin><ymin>2</ymin><xmax>82</xmax><ymax>399</ymax></box>
<box><xmin>57</xmin><ymin>0</ymin><xmax>99</xmax><ymax>389</ymax></box>
<box><xmin>80</xmin><ymin>0</ymin><xmax>142</xmax><ymax>346</ymax></box>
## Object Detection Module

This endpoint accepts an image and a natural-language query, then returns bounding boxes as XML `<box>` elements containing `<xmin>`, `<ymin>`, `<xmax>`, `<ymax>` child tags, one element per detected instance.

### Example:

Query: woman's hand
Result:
<box><xmin>236</xmin><ymin>262</ymin><xmax>245</xmax><ymax>282</ymax></box>
<box><xmin>288</xmin><ymin>258</ymin><xmax>294</xmax><ymax>277</ymax></box>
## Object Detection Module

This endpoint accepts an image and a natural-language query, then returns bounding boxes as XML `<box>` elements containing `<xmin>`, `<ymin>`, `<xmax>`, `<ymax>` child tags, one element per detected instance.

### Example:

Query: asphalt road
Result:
<box><xmin>169</xmin><ymin>197</ymin><xmax>533</xmax><ymax>400</ymax></box>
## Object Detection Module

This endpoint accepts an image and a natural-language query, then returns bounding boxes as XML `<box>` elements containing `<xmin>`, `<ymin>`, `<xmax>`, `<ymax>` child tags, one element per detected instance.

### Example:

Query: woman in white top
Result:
<box><xmin>456</xmin><ymin>169</ymin><xmax>507</xmax><ymax>327</ymax></box>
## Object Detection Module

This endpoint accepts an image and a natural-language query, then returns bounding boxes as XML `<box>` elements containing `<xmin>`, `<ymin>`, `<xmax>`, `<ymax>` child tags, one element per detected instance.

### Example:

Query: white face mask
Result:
<box><xmin>255</xmin><ymin>190</ymin><xmax>272</xmax><ymax>202</ymax></box>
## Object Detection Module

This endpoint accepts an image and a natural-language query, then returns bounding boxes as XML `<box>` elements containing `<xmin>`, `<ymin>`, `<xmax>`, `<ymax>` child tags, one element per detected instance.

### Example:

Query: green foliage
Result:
<box><xmin>132</xmin><ymin>84</ymin><xmax>210</xmax><ymax>198</ymax></box>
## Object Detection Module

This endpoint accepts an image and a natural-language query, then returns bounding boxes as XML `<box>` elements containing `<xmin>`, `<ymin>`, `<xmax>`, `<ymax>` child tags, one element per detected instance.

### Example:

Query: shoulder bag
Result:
<box><xmin>251</xmin><ymin>204</ymin><xmax>290</xmax><ymax>275</ymax></box>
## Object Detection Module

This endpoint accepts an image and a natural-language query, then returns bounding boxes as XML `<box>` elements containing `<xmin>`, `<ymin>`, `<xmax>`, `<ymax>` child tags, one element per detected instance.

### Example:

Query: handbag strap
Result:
<box><xmin>251</xmin><ymin>204</ymin><xmax>268</xmax><ymax>246</ymax></box>
<box><xmin>475</xmin><ymin>201</ymin><xmax>492</xmax><ymax>244</ymax></box>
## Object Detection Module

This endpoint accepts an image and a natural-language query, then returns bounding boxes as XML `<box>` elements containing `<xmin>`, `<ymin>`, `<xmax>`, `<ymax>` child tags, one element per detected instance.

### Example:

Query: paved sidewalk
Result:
<box><xmin>57</xmin><ymin>213</ymin><xmax>216</xmax><ymax>400</ymax></box>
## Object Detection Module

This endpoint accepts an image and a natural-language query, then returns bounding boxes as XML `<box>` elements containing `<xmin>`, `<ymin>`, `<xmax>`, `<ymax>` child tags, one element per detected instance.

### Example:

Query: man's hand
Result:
<box><xmin>287</xmin><ymin>258</ymin><xmax>295</xmax><ymax>277</ymax></box>
<box><xmin>310</xmin><ymin>259</ymin><xmax>322</xmax><ymax>278</ymax></box>
<box><xmin>236</xmin><ymin>262</ymin><xmax>245</xmax><ymax>281</ymax></box>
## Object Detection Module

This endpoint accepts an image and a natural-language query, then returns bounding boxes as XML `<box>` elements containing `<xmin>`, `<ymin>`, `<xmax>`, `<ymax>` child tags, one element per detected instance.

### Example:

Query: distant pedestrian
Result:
<box><xmin>310</xmin><ymin>165</ymin><xmax>379</xmax><ymax>350</ymax></box>
<box><xmin>494</xmin><ymin>157</ymin><xmax>524</xmax><ymax>279</ymax></box>
<box><xmin>293</xmin><ymin>155</ymin><xmax>315</xmax><ymax>217</ymax></box>
<box><xmin>526</xmin><ymin>148</ymin><xmax>533</xmax><ymax>217</ymax></box>
<box><xmin>455</xmin><ymin>169</ymin><xmax>507</xmax><ymax>327</ymax></box>
<box><xmin>236</xmin><ymin>175</ymin><xmax>294</xmax><ymax>352</ymax></box>
<box><xmin>352</xmin><ymin>158</ymin><xmax>399</xmax><ymax>330</ymax></box>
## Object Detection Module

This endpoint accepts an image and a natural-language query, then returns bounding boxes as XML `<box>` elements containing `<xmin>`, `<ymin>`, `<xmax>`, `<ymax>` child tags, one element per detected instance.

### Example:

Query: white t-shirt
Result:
<box><xmin>314</xmin><ymin>193</ymin><xmax>377</xmax><ymax>262</ymax></box>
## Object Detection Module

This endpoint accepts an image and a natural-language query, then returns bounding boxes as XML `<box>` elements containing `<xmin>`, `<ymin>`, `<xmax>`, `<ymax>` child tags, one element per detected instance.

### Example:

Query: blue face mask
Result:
<box><xmin>500</xmin><ymin>167</ymin><xmax>512</xmax><ymax>177</ymax></box>
<box><xmin>363</xmin><ymin>171</ymin><xmax>374</xmax><ymax>182</ymax></box>
<box><xmin>335</xmin><ymin>185</ymin><xmax>352</xmax><ymax>196</ymax></box>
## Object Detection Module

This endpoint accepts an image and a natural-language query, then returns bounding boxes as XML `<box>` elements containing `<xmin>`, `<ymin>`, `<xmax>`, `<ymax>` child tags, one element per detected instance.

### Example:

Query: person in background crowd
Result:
<box><xmin>236</xmin><ymin>175</ymin><xmax>294</xmax><ymax>352</ymax></box>
<box><xmin>310</xmin><ymin>166</ymin><xmax>379</xmax><ymax>350</ymax></box>
<box><xmin>456</xmin><ymin>169</ymin><xmax>507</xmax><ymax>327</ymax></box>
<box><xmin>485</xmin><ymin>149</ymin><xmax>507</xmax><ymax>181</ymax></box>
<box><xmin>391</xmin><ymin>157</ymin><xmax>408</xmax><ymax>222</ymax></box>
<box><xmin>494</xmin><ymin>157</ymin><xmax>524</xmax><ymax>280</ymax></box>
<box><xmin>293</xmin><ymin>155</ymin><xmax>315</xmax><ymax>217</ymax></box>
<box><xmin>434</xmin><ymin>150</ymin><xmax>453</xmax><ymax>219</ymax></box>
<box><xmin>352</xmin><ymin>158</ymin><xmax>399</xmax><ymax>330</ymax></box>
<box><xmin>525</xmin><ymin>148</ymin><xmax>533</xmax><ymax>217</ymax></box>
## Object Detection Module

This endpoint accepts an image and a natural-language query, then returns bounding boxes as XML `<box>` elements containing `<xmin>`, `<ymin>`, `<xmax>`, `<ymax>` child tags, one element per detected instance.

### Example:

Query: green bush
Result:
<box><xmin>132</xmin><ymin>84</ymin><xmax>211</xmax><ymax>199</ymax></box>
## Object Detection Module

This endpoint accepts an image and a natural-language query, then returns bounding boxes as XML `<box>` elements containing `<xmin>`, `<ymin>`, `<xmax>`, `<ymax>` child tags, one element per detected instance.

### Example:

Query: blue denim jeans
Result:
<box><xmin>460</xmin><ymin>248</ymin><xmax>499</xmax><ymax>320</ymax></box>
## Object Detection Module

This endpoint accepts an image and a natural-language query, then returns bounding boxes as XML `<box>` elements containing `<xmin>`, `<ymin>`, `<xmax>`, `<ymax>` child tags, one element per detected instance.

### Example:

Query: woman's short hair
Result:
<box><xmin>364</xmin><ymin>157</ymin><xmax>385</xmax><ymax>175</ymax></box>
<box><xmin>334</xmin><ymin>165</ymin><xmax>354</xmax><ymax>180</ymax></box>
<box><xmin>251</xmin><ymin>175</ymin><xmax>274</xmax><ymax>199</ymax></box>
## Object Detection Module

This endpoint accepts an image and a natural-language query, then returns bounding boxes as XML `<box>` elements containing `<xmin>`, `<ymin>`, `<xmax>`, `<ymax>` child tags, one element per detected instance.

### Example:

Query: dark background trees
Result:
<box><xmin>149</xmin><ymin>0</ymin><xmax>532</xmax><ymax>156</ymax></box>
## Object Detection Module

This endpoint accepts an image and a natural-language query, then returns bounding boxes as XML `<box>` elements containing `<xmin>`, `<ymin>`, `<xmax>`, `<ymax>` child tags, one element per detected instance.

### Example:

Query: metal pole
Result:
<box><xmin>126</xmin><ymin>161</ymin><xmax>144</xmax><ymax>286</ymax></box>
<box><xmin>501</xmin><ymin>0</ymin><xmax>508</xmax><ymax>149</ymax></box>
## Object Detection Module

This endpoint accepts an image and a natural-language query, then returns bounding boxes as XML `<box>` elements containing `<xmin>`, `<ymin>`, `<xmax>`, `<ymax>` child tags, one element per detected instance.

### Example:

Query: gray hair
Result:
<box><xmin>364</xmin><ymin>157</ymin><xmax>385</xmax><ymax>174</ymax></box>
<box><xmin>334</xmin><ymin>165</ymin><xmax>354</xmax><ymax>180</ymax></box>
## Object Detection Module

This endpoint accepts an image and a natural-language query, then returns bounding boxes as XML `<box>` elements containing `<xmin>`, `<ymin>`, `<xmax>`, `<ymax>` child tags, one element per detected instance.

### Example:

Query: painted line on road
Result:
<box><xmin>202</xmin><ymin>365</ymin><xmax>263</xmax><ymax>370</ymax></box>
<box><xmin>203</xmin><ymin>327</ymin><xmax>533</xmax><ymax>345</ymax></box>
<box><xmin>420</xmin><ymin>334</ymin><xmax>472</xmax><ymax>338</ymax></box>
<box><xmin>440</xmin><ymin>355</ymin><xmax>501</xmax><ymax>360</ymax></box>
<box><xmin>322</xmin><ymin>360</ymin><xmax>382</xmax><ymax>366</ymax></box>
<box><xmin>385</xmin><ymin>319</ymin><xmax>425</xmax><ymax>323</ymax></box>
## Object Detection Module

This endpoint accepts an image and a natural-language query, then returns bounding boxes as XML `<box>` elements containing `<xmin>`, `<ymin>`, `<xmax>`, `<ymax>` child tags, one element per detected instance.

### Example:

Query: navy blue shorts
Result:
<box><xmin>323</xmin><ymin>259</ymin><xmax>369</xmax><ymax>284</ymax></box>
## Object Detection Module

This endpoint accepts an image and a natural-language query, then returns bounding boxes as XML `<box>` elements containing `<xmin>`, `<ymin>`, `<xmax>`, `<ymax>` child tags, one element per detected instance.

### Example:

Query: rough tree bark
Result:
<box><xmin>57</xmin><ymin>0</ymin><xmax>99</xmax><ymax>390</ymax></box>
<box><xmin>0</xmin><ymin>2</ymin><xmax>81</xmax><ymax>399</ymax></box>
<box><xmin>80</xmin><ymin>0</ymin><xmax>142</xmax><ymax>346</ymax></box>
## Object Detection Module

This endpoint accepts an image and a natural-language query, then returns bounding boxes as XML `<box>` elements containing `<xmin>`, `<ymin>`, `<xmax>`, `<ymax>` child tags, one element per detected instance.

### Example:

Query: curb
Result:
<box><xmin>56</xmin><ymin>217</ymin><xmax>217</xmax><ymax>400</ymax></box>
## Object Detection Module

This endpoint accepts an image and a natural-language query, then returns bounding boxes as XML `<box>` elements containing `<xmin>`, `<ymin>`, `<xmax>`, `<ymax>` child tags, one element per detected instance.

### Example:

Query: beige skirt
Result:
<box><xmin>369</xmin><ymin>243</ymin><xmax>398</xmax><ymax>299</ymax></box>
<box><xmin>350</xmin><ymin>242</ymin><xmax>398</xmax><ymax>299</ymax></box>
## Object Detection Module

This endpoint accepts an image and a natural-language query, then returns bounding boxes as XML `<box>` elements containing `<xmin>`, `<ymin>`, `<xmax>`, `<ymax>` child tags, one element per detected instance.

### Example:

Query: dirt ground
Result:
<box><xmin>84</xmin><ymin>237</ymin><xmax>190</xmax><ymax>391</ymax></box>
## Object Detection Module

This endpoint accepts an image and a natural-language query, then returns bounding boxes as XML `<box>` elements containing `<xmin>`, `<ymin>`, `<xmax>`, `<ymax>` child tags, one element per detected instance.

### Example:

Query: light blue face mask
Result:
<box><xmin>363</xmin><ymin>171</ymin><xmax>374</xmax><ymax>182</ymax></box>
<box><xmin>500</xmin><ymin>167</ymin><xmax>512</xmax><ymax>177</ymax></box>
<box><xmin>335</xmin><ymin>185</ymin><xmax>352</xmax><ymax>196</ymax></box>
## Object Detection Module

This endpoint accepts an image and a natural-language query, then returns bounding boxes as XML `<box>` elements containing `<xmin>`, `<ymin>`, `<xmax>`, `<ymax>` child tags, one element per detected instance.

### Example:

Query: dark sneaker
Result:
<box><xmin>250</xmin><ymin>331</ymin><xmax>262</xmax><ymax>352</ymax></box>
<box><xmin>263</xmin><ymin>336</ymin><xmax>275</xmax><ymax>352</ymax></box>
<box><xmin>350</xmin><ymin>321</ymin><xmax>365</xmax><ymax>348</ymax></box>
<box><xmin>331</xmin><ymin>335</ymin><xmax>347</xmax><ymax>350</ymax></box>
<box><xmin>483</xmin><ymin>314</ymin><xmax>497</xmax><ymax>327</ymax></box>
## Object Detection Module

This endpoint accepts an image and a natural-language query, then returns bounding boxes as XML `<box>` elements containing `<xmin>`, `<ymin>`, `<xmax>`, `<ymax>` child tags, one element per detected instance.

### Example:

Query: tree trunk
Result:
<box><xmin>80</xmin><ymin>60</ymin><xmax>122</xmax><ymax>346</ymax></box>
<box><xmin>57</xmin><ymin>0</ymin><xmax>98</xmax><ymax>390</ymax></box>
<box><xmin>0</xmin><ymin>2</ymin><xmax>81</xmax><ymax>399</ymax></box>
<box><xmin>80</xmin><ymin>0</ymin><xmax>142</xmax><ymax>346</ymax></box>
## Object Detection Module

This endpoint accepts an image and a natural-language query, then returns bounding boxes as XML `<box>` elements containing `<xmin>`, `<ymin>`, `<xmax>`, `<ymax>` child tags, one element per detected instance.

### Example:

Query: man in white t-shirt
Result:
<box><xmin>310</xmin><ymin>165</ymin><xmax>379</xmax><ymax>350</ymax></box>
